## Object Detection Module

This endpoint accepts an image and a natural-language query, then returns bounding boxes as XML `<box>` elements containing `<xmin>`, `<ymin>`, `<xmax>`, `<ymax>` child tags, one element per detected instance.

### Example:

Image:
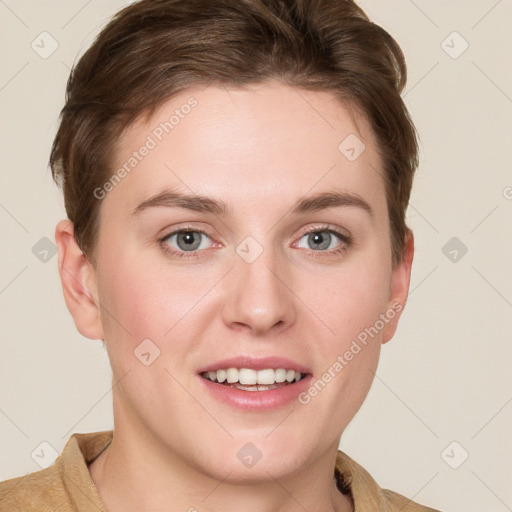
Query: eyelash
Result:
<box><xmin>159</xmin><ymin>224</ymin><xmax>352</xmax><ymax>260</ymax></box>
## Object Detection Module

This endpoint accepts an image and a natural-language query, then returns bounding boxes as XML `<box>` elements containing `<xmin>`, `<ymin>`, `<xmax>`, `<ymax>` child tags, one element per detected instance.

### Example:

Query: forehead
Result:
<box><xmin>106</xmin><ymin>81</ymin><xmax>387</xmax><ymax>216</ymax></box>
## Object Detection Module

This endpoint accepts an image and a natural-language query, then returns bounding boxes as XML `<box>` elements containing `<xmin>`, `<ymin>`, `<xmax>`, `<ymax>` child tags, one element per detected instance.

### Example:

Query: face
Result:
<box><xmin>64</xmin><ymin>81</ymin><xmax>412</xmax><ymax>481</ymax></box>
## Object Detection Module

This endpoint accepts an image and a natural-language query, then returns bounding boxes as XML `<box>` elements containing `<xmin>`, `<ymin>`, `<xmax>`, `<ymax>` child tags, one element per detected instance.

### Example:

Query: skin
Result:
<box><xmin>55</xmin><ymin>81</ymin><xmax>413</xmax><ymax>512</ymax></box>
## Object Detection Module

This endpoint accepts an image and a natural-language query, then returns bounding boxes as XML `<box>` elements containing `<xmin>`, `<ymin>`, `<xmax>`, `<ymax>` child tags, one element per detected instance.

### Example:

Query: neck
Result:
<box><xmin>89</xmin><ymin>418</ymin><xmax>353</xmax><ymax>512</ymax></box>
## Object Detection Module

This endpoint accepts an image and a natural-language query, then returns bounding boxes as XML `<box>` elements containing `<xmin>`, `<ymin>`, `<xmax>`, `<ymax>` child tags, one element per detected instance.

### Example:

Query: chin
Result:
<box><xmin>193</xmin><ymin>439</ymin><xmax>308</xmax><ymax>483</ymax></box>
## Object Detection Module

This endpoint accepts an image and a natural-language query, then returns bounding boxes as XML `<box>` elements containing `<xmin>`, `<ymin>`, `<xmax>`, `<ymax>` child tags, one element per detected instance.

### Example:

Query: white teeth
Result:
<box><xmin>226</xmin><ymin>368</ymin><xmax>238</xmax><ymax>383</ymax></box>
<box><xmin>274</xmin><ymin>368</ymin><xmax>287</xmax><ymax>383</ymax></box>
<box><xmin>202</xmin><ymin>367</ymin><xmax>304</xmax><ymax>386</ymax></box>
<box><xmin>257</xmin><ymin>369</ymin><xmax>275</xmax><ymax>385</ymax></box>
<box><xmin>239</xmin><ymin>368</ymin><xmax>257</xmax><ymax>385</ymax></box>
<box><xmin>235</xmin><ymin>384</ymin><xmax>279</xmax><ymax>391</ymax></box>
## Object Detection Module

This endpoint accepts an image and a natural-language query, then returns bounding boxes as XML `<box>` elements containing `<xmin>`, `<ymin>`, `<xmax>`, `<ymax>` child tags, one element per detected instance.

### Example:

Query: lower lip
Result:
<box><xmin>198</xmin><ymin>374</ymin><xmax>313</xmax><ymax>411</ymax></box>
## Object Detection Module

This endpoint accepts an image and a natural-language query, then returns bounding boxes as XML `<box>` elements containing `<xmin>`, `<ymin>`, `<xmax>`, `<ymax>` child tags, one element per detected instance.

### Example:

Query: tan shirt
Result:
<box><xmin>0</xmin><ymin>431</ymin><xmax>440</xmax><ymax>511</ymax></box>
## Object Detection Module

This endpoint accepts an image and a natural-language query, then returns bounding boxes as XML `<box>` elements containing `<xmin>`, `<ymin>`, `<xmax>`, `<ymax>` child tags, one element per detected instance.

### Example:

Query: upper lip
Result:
<box><xmin>197</xmin><ymin>356</ymin><xmax>312</xmax><ymax>375</ymax></box>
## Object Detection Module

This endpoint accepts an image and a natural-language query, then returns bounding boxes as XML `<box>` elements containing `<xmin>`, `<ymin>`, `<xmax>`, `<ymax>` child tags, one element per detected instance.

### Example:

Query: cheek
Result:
<box><xmin>96</xmin><ymin>254</ymin><xmax>222</xmax><ymax>368</ymax></box>
<box><xmin>97</xmin><ymin>260</ymin><xmax>182</xmax><ymax>341</ymax></box>
<box><xmin>296</xmin><ymin>255</ymin><xmax>391</xmax><ymax>415</ymax></box>
<box><xmin>305</xmin><ymin>256</ymin><xmax>392</xmax><ymax>345</ymax></box>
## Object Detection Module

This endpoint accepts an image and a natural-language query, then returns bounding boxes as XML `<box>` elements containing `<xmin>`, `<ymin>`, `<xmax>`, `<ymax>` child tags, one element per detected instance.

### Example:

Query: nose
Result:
<box><xmin>222</xmin><ymin>245</ymin><xmax>297</xmax><ymax>336</ymax></box>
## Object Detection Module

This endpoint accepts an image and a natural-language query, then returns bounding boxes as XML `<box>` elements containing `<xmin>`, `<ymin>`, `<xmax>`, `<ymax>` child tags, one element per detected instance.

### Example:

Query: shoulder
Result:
<box><xmin>0</xmin><ymin>465</ymin><xmax>68</xmax><ymax>511</ymax></box>
<box><xmin>0</xmin><ymin>431</ymin><xmax>111</xmax><ymax>512</ymax></box>
<box><xmin>383</xmin><ymin>489</ymin><xmax>441</xmax><ymax>511</ymax></box>
<box><xmin>335</xmin><ymin>450</ymin><xmax>441</xmax><ymax>512</ymax></box>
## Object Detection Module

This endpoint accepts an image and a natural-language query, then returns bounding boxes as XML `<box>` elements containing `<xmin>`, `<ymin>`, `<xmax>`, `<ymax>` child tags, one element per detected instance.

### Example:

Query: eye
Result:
<box><xmin>295</xmin><ymin>228</ymin><xmax>349</xmax><ymax>252</ymax></box>
<box><xmin>162</xmin><ymin>230</ymin><xmax>212</xmax><ymax>253</ymax></box>
<box><xmin>159</xmin><ymin>226</ymin><xmax>350</xmax><ymax>260</ymax></box>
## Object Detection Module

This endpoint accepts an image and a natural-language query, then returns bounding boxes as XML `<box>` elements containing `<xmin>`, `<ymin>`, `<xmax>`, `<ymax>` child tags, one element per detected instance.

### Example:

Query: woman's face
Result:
<box><xmin>88</xmin><ymin>81</ymin><xmax>411</xmax><ymax>480</ymax></box>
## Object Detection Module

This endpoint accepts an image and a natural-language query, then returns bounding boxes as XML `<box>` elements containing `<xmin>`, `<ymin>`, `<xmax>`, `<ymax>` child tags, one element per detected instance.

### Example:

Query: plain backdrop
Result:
<box><xmin>1</xmin><ymin>1</ymin><xmax>511</xmax><ymax>511</ymax></box>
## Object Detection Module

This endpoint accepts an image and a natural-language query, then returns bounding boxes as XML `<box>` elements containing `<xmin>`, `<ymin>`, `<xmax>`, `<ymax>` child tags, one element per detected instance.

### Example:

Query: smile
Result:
<box><xmin>200</xmin><ymin>367</ymin><xmax>305</xmax><ymax>391</ymax></box>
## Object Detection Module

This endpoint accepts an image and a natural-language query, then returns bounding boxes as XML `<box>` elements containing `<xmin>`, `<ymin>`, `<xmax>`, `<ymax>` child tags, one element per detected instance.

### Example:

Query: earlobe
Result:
<box><xmin>381</xmin><ymin>229</ymin><xmax>414</xmax><ymax>344</ymax></box>
<box><xmin>55</xmin><ymin>219</ymin><xmax>104</xmax><ymax>340</ymax></box>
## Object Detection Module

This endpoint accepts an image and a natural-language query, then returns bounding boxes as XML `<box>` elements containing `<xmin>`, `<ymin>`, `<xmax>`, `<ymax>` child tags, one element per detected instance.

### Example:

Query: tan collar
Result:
<box><xmin>61</xmin><ymin>431</ymin><xmax>435</xmax><ymax>512</ymax></box>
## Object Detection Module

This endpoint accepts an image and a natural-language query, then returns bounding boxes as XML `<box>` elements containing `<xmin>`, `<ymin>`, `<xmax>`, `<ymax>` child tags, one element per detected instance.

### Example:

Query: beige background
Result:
<box><xmin>1</xmin><ymin>1</ymin><xmax>511</xmax><ymax>510</ymax></box>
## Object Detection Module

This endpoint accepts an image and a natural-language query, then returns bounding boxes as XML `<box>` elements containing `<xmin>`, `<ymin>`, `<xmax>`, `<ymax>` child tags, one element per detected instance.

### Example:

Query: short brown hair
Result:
<box><xmin>50</xmin><ymin>0</ymin><xmax>418</xmax><ymax>267</ymax></box>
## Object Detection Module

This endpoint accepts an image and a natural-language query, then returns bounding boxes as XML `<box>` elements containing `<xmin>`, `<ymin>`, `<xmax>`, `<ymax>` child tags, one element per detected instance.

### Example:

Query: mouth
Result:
<box><xmin>200</xmin><ymin>367</ymin><xmax>308</xmax><ymax>392</ymax></box>
<box><xmin>196</xmin><ymin>357</ymin><xmax>312</xmax><ymax>410</ymax></box>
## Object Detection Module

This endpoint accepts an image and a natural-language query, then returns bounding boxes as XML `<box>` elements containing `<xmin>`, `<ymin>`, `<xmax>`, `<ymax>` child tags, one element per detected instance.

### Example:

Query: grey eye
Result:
<box><xmin>165</xmin><ymin>231</ymin><xmax>211</xmax><ymax>252</ymax></box>
<box><xmin>297</xmin><ymin>231</ymin><xmax>341</xmax><ymax>251</ymax></box>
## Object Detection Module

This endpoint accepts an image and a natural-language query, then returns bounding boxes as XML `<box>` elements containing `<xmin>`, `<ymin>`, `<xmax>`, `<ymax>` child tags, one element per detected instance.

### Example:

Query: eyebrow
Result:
<box><xmin>131</xmin><ymin>189</ymin><xmax>373</xmax><ymax>218</ymax></box>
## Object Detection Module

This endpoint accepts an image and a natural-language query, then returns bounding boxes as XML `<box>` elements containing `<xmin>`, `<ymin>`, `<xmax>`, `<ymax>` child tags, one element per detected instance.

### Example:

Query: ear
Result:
<box><xmin>55</xmin><ymin>219</ymin><xmax>104</xmax><ymax>340</ymax></box>
<box><xmin>381</xmin><ymin>229</ymin><xmax>414</xmax><ymax>344</ymax></box>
